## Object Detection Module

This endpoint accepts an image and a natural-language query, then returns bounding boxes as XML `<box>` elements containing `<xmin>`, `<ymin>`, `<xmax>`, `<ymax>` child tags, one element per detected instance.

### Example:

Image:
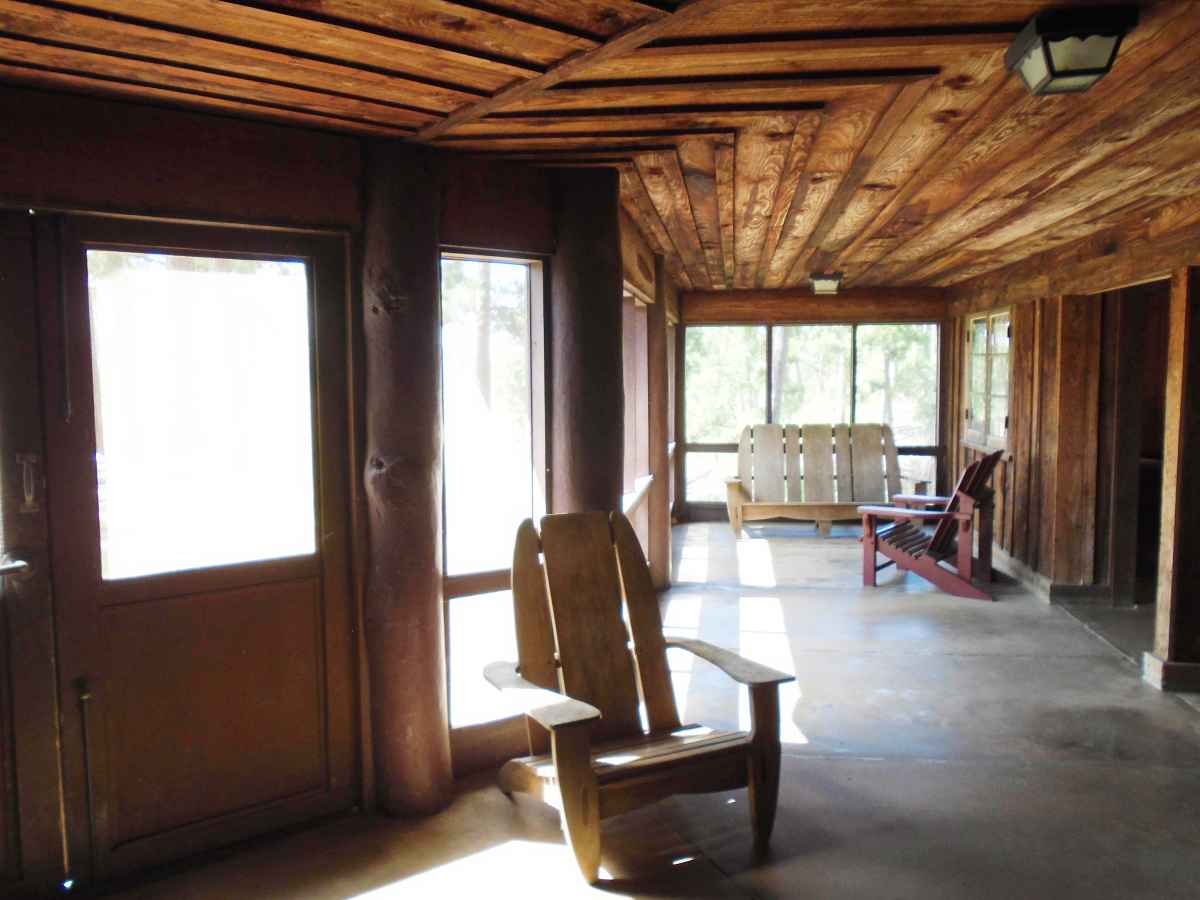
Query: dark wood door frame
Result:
<box><xmin>39</xmin><ymin>215</ymin><xmax>359</xmax><ymax>883</ymax></box>
<box><xmin>0</xmin><ymin>211</ymin><xmax>69</xmax><ymax>892</ymax></box>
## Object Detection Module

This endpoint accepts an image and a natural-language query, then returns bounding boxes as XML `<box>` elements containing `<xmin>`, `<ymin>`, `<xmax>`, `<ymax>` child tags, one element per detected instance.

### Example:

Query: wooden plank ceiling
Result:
<box><xmin>1</xmin><ymin>1</ymin><xmax>1197</xmax><ymax>291</ymax></box>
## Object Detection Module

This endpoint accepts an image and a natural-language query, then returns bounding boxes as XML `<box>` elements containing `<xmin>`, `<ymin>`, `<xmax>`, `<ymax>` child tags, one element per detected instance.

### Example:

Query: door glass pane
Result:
<box><xmin>441</xmin><ymin>258</ymin><xmax>533</xmax><ymax>575</ymax></box>
<box><xmin>855</xmin><ymin>323</ymin><xmax>939</xmax><ymax>446</ymax></box>
<box><xmin>685</xmin><ymin>326</ymin><xmax>766</xmax><ymax>442</ymax></box>
<box><xmin>87</xmin><ymin>250</ymin><xmax>316</xmax><ymax>580</ymax></box>
<box><xmin>770</xmin><ymin>325</ymin><xmax>853</xmax><ymax>424</ymax></box>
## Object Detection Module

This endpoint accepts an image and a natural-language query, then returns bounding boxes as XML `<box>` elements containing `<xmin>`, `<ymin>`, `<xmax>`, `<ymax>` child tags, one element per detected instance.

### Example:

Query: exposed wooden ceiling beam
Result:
<box><xmin>413</xmin><ymin>0</ymin><xmax>745</xmax><ymax>141</ymax></box>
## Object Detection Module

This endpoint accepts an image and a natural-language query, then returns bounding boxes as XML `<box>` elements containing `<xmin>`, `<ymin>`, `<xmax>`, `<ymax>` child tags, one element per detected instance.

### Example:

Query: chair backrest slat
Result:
<box><xmin>737</xmin><ymin>425</ymin><xmax>753</xmax><ymax>487</ymax></box>
<box><xmin>611</xmin><ymin>512</ymin><xmax>681</xmax><ymax>733</ymax></box>
<box><xmin>512</xmin><ymin>519</ymin><xmax>558</xmax><ymax>692</ymax></box>
<box><xmin>784</xmin><ymin>425</ymin><xmax>802</xmax><ymax>502</ymax></box>
<box><xmin>927</xmin><ymin>450</ymin><xmax>1003</xmax><ymax>554</ymax></box>
<box><xmin>850</xmin><ymin>423</ymin><xmax>885</xmax><ymax>501</ymax></box>
<box><xmin>751</xmin><ymin>423</ymin><xmax>785</xmax><ymax>501</ymax></box>
<box><xmin>882</xmin><ymin>424</ymin><xmax>901</xmax><ymax>500</ymax></box>
<box><xmin>539</xmin><ymin>512</ymin><xmax>644</xmax><ymax>742</ymax></box>
<box><xmin>800</xmin><ymin>424</ymin><xmax>833</xmax><ymax>501</ymax></box>
<box><xmin>834</xmin><ymin>423</ymin><xmax>853</xmax><ymax>501</ymax></box>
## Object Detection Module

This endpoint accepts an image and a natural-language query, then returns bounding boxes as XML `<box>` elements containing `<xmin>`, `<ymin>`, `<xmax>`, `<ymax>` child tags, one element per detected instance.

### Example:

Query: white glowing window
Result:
<box><xmin>87</xmin><ymin>250</ymin><xmax>317</xmax><ymax>580</ymax></box>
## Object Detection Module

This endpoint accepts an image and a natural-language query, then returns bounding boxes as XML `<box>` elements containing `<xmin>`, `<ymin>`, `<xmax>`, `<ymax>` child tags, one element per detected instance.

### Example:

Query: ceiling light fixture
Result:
<box><xmin>1006</xmin><ymin>5</ymin><xmax>1138</xmax><ymax>96</ymax></box>
<box><xmin>810</xmin><ymin>272</ymin><xmax>842</xmax><ymax>295</ymax></box>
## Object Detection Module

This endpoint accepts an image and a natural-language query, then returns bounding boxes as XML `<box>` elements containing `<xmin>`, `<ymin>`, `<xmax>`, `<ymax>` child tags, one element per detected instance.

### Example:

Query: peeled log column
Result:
<box><xmin>549</xmin><ymin>170</ymin><xmax>624</xmax><ymax>513</ymax></box>
<box><xmin>361</xmin><ymin>140</ymin><xmax>452</xmax><ymax>813</ymax></box>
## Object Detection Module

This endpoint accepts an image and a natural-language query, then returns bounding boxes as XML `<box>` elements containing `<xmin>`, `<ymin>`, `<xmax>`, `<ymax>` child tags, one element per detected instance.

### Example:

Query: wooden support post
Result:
<box><xmin>648</xmin><ymin>256</ymin><xmax>671</xmax><ymax>589</ymax></box>
<box><xmin>1144</xmin><ymin>267</ymin><xmax>1200</xmax><ymax>691</ymax></box>
<box><xmin>549</xmin><ymin>169</ymin><xmax>624</xmax><ymax>514</ymax></box>
<box><xmin>1048</xmin><ymin>295</ymin><xmax>1101</xmax><ymax>586</ymax></box>
<box><xmin>360</xmin><ymin>141</ymin><xmax>453</xmax><ymax>814</ymax></box>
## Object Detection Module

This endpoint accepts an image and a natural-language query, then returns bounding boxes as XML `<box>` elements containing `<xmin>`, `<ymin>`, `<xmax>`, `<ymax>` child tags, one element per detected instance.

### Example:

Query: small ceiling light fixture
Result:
<box><xmin>1006</xmin><ymin>5</ymin><xmax>1138</xmax><ymax>96</ymax></box>
<box><xmin>810</xmin><ymin>272</ymin><xmax>842</xmax><ymax>295</ymax></box>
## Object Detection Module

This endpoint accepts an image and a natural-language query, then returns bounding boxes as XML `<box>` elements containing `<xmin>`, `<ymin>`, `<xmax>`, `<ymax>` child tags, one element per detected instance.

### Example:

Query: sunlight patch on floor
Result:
<box><xmin>735</xmin><ymin>537</ymin><xmax>776</xmax><ymax>587</ymax></box>
<box><xmin>348</xmin><ymin>841</ymin><xmax>629</xmax><ymax>899</ymax></box>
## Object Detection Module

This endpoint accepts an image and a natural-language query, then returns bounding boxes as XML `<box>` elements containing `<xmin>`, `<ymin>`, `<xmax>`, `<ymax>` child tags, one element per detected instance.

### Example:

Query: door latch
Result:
<box><xmin>16</xmin><ymin>452</ymin><xmax>39</xmax><ymax>513</ymax></box>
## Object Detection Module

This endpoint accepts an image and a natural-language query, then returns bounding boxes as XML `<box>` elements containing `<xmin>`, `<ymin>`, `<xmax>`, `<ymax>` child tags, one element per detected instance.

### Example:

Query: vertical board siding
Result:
<box><xmin>953</xmin><ymin>292</ymin><xmax>1109</xmax><ymax>587</ymax></box>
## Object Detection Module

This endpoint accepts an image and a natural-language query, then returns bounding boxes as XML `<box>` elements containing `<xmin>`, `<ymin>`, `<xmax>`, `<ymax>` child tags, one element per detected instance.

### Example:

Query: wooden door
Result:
<box><xmin>0</xmin><ymin>211</ymin><xmax>69</xmax><ymax>892</ymax></box>
<box><xmin>41</xmin><ymin>217</ymin><xmax>358</xmax><ymax>882</ymax></box>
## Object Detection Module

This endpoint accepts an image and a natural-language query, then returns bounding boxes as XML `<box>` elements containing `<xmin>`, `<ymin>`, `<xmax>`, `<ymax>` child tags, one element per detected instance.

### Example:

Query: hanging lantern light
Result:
<box><xmin>1005</xmin><ymin>6</ymin><xmax>1139</xmax><ymax>95</ymax></box>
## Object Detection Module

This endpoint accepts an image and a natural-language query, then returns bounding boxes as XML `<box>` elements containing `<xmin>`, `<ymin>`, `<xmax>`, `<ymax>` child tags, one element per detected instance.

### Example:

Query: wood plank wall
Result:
<box><xmin>950</xmin><ymin>282</ymin><xmax>1175</xmax><ymax>594</ymax></box>
<box><xmin>948</xmin><ymin>296</ymin><xmax>1104</xmax><ymax>586</ymax></box>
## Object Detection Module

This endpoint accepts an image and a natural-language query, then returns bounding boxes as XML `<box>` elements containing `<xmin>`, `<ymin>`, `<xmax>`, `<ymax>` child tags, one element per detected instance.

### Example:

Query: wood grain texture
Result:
<box><xmin>677</xmin><ymin>138</ymin><xmax>726</xmax><ymax>289</ymax></box>
<box><xmin>63</xmin><ymin>0</ymin><xmax>535</xmax><ymax>88</ymax></box>
<box><xmin>734</xmin><ymin>116</ymin><xmax>800</xmax><ymax>287</ymax></box>
<box><xmin>763</xmin><ymin>89</ymin><xmax>895</xmax><ymax>288</ymax></box>
<box><xmin>1154</xmin><ymin>268</ymin><xmax>1200</xmax><ymax>663</ymax></box>
<box><xmin>636</xmin><ymin>151</ymin><xmax>712</xmax><ymax>289</ymax></box>
<box><xmin>540</xmin><ymin>513</ymin><xmax>643</xmax><ymax>743</ymax></box>
<box><xmin>0</xmin><ymin>1</ymin><xmax>481</xmax><ymax>111</ymax></box>
<box><xmin>682</xmin><ymin>288</ymin><xmax>946</xmax><ymax>324</ymax></box>
<box><xmin>256</xmin><ymin>0</ymin><xmax>598</xmax><ymax>67</ymax></box>
<box><xmin>415</xmin><ymin>0</ymin><xmax>740</xmax><ymax>140</ymax></box>
<box><xmin>361</xmin><ymin>142</ymin><xmax>453</xmax><ymax>816</ymax></box>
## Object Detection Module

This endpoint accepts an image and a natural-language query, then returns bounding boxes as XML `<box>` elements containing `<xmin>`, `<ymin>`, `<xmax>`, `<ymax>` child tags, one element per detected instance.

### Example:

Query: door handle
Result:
<box><xmin>0</xmin><ymin>557</ymin><xmax>30</xmax><ymax>577</ymax></box>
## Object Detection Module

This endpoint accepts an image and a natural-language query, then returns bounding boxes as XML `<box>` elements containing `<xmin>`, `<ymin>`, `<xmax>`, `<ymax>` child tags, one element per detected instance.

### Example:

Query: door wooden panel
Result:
<box><xmin>105</xmin><ymin>580</ymin><xmax>325</xmax><ymax>844</ymax></box>
<box><xmin>40</xmin><ymin>217</ymin><xmax>358</xmax><ymax>882</ymax></box>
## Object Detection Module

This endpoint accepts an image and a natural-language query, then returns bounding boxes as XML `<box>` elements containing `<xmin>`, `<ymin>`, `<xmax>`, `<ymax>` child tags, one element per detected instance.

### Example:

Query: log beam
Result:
<box><xmin>549</xmin><ymin>169</ymin><xmax>624</xmax><ymax>513</ymax></box>
<box><xmin>360</xmin><ymin>141</ymin><xmax>453</xmax><ymax>813</ymax></box>
<box><xmin>681</xmin><ymin>287</ymin><xmax>946</xmax><ymax>324</ymax></box>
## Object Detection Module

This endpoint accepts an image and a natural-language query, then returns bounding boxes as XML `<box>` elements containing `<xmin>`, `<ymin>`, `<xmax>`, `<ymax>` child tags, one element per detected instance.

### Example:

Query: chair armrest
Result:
<box><xmin>892</xmin><ymin>493</ymin><xmax>950</xmax><ymax>505</ymax></box>
<box><xmin>857</xmin><ymin>506</ymin><xmax>967</xmax><ymax>521</ymax></box>
<box><xmin>484</xmin><ymin>661</ymin><xmax>601</xmax><ymax>730</ymax></box>
<box><xmin>665</xmin><ymin>638</ymin><xmax>794</xmax><ymax>686</ymax></box>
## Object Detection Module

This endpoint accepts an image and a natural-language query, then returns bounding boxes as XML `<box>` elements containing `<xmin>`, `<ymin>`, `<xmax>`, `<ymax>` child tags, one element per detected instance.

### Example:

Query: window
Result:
<box><xmin>440</xmin><ymin>254</ymin><xmax>544</xmax><ymax>729</ymax></box>
<box><xmin>684</xmin><ymin>326</ymin><xmax>767</xmax><ymax>502</ymax></box>
<box><xmin>682</xmin><ymin>322</ymin><xmax>941</xmax><ymax>507</ymax></box>
<box><xmin>86</xmin><ymin>250</ymin><xmax>316</xmax><ymax>579</ymax></box>
<box><xmin>964</xmin><ymin>311</ymin><xmax>1011</xmax><ymax>450</ymax></box>
<box><xmin>440</xmin><ymin>256</ymin><xmax>538</xmax><ymax>575</ymax></box>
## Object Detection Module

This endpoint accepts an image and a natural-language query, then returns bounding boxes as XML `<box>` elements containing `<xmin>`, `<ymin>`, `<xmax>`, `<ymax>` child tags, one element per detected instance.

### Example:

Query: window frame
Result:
<box><xmin>680</xmin><ymin>320</ymin><xmax>943</xmax><ymax>513</ymax></box>
<box><xmin>438</xmin><ymin>250</ymin><xmax>547</xmax><ymax>734</ymax></box>
<box><xmin>962</xmin><ymin>309</ymin><xmax>1012</xmax><ymax>452</ymax></box>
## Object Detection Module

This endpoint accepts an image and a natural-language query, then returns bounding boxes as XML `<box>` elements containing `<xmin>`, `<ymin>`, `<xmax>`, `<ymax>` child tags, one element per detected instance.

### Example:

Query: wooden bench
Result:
<box><xmin>725</xmin><ymin>423</ymin><xmax>915</xmax><ymax>535</ymax></box>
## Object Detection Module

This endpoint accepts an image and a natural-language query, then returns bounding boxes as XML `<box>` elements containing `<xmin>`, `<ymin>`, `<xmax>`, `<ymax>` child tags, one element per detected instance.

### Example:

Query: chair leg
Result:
<box><xmin>551</xmin><ymin>723</ymin><xmax>601</xmax><ymax>883</ymax></box>
<box><xmin>747</xmin><ymin>685</ymin><xmax>781</xmax><ymax>852</ymax></box>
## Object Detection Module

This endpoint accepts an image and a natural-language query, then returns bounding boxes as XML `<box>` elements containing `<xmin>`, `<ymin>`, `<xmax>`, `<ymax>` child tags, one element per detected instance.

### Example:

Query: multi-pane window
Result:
<box><xmin>964</xmin><ymin>311</ymin><xmax>1011</xmax><ymax>450</ymax></box>
<box><xmin>683</xmin><ymin>322</ymin><xmax>940</xmax><ymax>505</ymax></box>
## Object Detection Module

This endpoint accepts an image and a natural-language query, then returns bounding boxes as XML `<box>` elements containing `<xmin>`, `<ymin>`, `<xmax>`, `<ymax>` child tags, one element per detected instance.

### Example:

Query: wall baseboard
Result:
<box><xmin>1142</xmin><ymin>653</ymin><xmax>1200</xmax><ymax>692</ymax></box>
<box><xmin>990</xmin><ymin>545</ymin><xmax>1116</xmax><ymax>605</ymax></box>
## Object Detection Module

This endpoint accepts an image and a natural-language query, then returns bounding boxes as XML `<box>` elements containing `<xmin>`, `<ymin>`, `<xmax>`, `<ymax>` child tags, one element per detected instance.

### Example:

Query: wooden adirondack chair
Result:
<box><xmin>485</xmin><ymin>511</ymin><xmax>794</xmax><ymax>883</ymax></box>
<box><xmin>858</xmin><ymin>450</ymin><xmax>1003</xmax><ymax>601</ymax></box>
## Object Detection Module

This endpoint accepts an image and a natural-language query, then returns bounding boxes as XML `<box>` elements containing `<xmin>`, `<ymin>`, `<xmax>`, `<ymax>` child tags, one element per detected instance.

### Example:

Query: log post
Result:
<box><xmin>548</xmin><ymin>170</ymin><xmax>624</xmax><ymax>514</ymax></box>
<box><xmin>360</xmin><ymin>140</ymin><xmax>453</xmax><ymax>813</ymax></box>
<box><xmin>648</xmin><ymin>255</ymin><xmax>671</xmax><ymax>588</ymax></box>
<box><xmin>1144</xmin><ymin>267</ymin><xmax>1200</xmax><ymax>691</ymax></box>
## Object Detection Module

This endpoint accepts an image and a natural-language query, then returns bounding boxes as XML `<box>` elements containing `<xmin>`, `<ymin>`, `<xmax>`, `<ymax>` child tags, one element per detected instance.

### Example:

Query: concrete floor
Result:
<box><xmin>104</xmin><ymin>522</ymin><xmax>1200</xmax><ymax>899</ymax></box>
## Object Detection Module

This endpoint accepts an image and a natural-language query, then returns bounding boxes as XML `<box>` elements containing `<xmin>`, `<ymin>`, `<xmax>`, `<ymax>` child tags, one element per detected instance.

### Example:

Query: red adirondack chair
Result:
<box><xmin>858</xmin><ymin>450</ymin><xmax>1003</xmax><ymax>601</ymax></box>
